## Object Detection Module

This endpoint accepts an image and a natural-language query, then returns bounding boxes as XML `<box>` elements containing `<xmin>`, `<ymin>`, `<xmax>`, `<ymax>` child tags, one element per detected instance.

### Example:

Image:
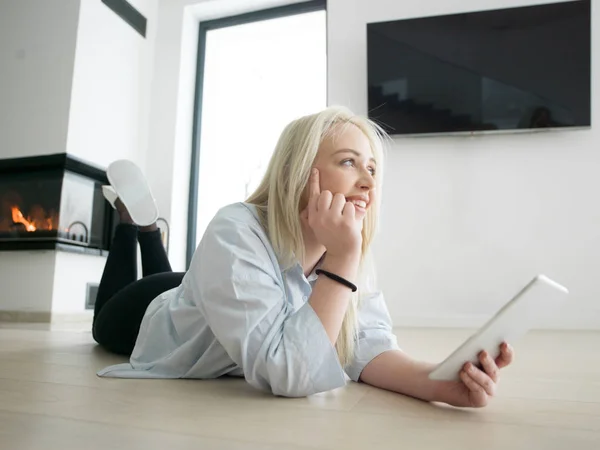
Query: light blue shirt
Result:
<box><xmin>97</xmin><ymin>202</ymin><xmax>399</xmax><ymax>397</ymax></box>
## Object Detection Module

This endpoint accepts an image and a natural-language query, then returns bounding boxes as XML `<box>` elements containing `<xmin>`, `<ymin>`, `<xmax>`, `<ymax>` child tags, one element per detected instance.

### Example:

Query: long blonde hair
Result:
<box><xmin>246</xmin><ymin>106</ymin><xmax>388</xmax><ymax>367</ymax></box>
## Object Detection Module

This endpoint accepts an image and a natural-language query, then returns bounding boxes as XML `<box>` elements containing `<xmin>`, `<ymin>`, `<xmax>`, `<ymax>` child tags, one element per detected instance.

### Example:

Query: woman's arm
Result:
<box><xmin>309</xmin><ymin>252</ymin><xmax>360</xmax><ymax>345</ymax></box>
<box><xmin>358</xmin><ymin>344</ymin><xmax>515</xmax><ymax>407</ymax></box>
<box><xmin>304</xmin><ymin>168</ymin><xmax>364</xmax><ymax>346</ymax></box>
<box><xmin>358</xmin><ymin>350</ymin><xmax>439</xmax><ymax>401</ymax></box>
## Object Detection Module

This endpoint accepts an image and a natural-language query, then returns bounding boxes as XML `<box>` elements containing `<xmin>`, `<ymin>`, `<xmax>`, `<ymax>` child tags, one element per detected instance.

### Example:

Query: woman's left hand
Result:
<box><xmin>435</xmin><ymin>342</ymin><xmax>515</xmax><ymax>408</ymax></box>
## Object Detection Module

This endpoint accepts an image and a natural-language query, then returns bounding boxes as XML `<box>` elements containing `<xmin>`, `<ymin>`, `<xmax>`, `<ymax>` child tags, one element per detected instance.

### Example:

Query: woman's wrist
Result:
<box><xmin>417</xmin><ymin>362</ymin><xmax>454</xmax><ymax>404</ymax></box>
<box><xmin>320</xmin><ymin>252</ymin><xmax>361</xmax><ymax>283</ymax></box>
<box><xmin>416</xmin><ymin>362</ymin><xmax>442</xmax><ymax>402</ymax></box>
<box><xmin>393</xmin><ymin>358</ymin><xmax>439</xmax><ymax>403</ymax></box>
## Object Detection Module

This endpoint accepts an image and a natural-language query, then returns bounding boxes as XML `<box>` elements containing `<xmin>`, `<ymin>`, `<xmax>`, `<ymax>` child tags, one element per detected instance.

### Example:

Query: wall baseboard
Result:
<box><xmin>0</xmin><ymin>310</ymin><xmax>52</xmax><ymax>323</ymax></box>
<box><xmin>3</xmin><ymin>309</ymin><xmax>597</xmax><ymax>330</ymax></box>
<box><xmin>392</xmin><ymin>311</ymin><xmax>600</xmax><ymax>331</ymax></box>
<box><xmin>0</xmin><ymin>310</ymin><xmax>93</xmax><ymax>324</ymax></box>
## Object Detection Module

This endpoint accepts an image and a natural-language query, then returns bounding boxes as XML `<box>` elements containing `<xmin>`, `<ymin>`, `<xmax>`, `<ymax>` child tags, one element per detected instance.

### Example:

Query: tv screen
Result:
<box><xmin>367</xmin><ymin>0</ymin><xmax>591</xmax><ymax>136</ymax></box>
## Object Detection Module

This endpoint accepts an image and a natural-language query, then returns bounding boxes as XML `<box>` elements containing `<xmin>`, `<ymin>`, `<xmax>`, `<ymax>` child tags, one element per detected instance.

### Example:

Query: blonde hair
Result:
<box><xmin>246</xmin><ymin>106</ymin><xmax>388</xmax><ymax>367</ymax></box>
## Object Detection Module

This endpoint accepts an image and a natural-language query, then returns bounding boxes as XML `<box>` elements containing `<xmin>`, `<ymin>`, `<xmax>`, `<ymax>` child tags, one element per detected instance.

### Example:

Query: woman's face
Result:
<box><xmin>308</xmin><ymin>123</ymin><xmax>377</xmax><ymax>221</ymax></box>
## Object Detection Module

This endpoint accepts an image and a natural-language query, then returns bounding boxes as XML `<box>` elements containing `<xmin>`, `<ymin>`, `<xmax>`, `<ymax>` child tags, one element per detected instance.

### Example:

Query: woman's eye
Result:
<box><xmin>341</xmin><ymin>159</ymin><xmax>376</xmax><ymax>176</ymax></box>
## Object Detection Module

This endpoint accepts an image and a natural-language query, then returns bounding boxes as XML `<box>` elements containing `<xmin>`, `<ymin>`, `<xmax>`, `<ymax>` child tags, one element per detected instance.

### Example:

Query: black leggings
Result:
<box><xmin>92</xmin><ymin>224</ymin><xmax>185</xmax><ymax>356</ymax></box>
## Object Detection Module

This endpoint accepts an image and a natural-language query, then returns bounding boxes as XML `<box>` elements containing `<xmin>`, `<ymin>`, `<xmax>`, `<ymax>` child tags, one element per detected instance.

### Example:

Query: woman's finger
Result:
<box><xmin>496</xmin><ymin>342</ymin><xmax>514</xmax><ymax>369</ymax></box>
<box><xmin>460</xmin><ymin>369</ymin><xmax>485</xmax><ymax>396</ymax></box>
<box><xmin>342</xmin><ymin>200</ymin><xmax>356</xmax><ymax>219</ymax></box>
<box><xmin>308</xmin><ymin>169</ymin><xmax>321</xmax><ymax>213</ymax></box>
<box><xmin>464</xmin><ymin>362</ymin><xmax>496</xmax><ymax>397</ymax></box>
<box><xmin>331</xmin><ymin>193</ymin><xmax>346</xmax><ymax>215</ymax></box>
<box><xmin>318</xmin><ymin>190</ymin><xmax>333</xmax><ymax>212</ymax></box>
<box><xmin>479</xmin><ymin>351</ymin><xmax>499</xmax><ymax>383</ymax></box>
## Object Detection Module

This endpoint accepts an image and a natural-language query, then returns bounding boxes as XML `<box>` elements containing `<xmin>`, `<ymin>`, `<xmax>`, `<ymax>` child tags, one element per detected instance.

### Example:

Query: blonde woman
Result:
<box><xmin>94</xmin><ymin>106</ymin><xmax>514</xmax><ymax>407</ymax></box>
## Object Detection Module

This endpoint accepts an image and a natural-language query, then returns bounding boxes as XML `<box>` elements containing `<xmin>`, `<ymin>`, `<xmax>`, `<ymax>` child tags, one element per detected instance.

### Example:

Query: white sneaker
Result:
<box><xmin>104</xmin><ymin>160</ymin><xmax>159</xmax><ymax>226</ymax></box>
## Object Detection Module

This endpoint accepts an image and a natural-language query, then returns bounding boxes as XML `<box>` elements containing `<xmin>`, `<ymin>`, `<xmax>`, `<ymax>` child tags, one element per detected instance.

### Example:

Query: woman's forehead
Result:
<box><xmin>320</xmin><ymin>123</ymin><xmax>372</xmax><ymax>156</ymax></box>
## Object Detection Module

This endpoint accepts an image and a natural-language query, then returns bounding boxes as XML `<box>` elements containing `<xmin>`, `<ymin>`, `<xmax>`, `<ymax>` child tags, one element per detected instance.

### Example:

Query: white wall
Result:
<box><xmin>0</xmin><ymin>0</ymin><xmax>80</xmax><ymax>158</ymax></box>
<box><xmin>0</xmin><ymin>252</ymin><xmax>56</xmax><ymax>312</ymax></box>
<box><xmin>328</xmin><ymin>0</ymin><xmax>600</xmax><ymax>329</ymax></box>
<box><xmin>66</xmin><ymin>0</ymin><xmax>159</xmax><ymax>168</ymax></box>
<box><xmin>0</xmin><ymin>0</ymin><xmax>158</xmax><ymax>165</ymax></box>
<box><xmin>52</xmin><ymin>251</ymin><xmax>107</xmax><ymax>315</ymax></box>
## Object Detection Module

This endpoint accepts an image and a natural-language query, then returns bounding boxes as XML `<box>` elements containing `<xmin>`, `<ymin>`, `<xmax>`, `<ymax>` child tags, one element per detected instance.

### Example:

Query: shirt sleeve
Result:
<box><xmin>186</xmin><ymin>206</ymin><xmax>347</xmax><ymax>397</ymax></box>
<box><xmin>344</xmin><ymin>290</ymin><xmax>400</xmax><ymax>382</ymax></box>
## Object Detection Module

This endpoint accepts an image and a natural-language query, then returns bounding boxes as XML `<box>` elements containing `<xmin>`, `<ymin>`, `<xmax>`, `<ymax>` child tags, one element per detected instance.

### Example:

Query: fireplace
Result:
<box><xmin>0</xmin><ymin>153</ymin><xmax>117</xmax><ymax>255</ymax></box>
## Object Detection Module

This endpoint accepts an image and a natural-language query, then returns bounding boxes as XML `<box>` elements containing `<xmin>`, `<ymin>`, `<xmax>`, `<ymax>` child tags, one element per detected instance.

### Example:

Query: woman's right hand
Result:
<box><xmin>303</xmin><ymin>168</ymin><xmax>363</xmax><ymax>258</ymax></box>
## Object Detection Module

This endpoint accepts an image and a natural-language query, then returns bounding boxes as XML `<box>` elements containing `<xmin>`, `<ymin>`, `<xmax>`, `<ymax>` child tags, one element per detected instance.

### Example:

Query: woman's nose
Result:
<box><xmin>358</xmin><ymin>170</ymin><xmax>375</xmax><ymax>190</ymax></box>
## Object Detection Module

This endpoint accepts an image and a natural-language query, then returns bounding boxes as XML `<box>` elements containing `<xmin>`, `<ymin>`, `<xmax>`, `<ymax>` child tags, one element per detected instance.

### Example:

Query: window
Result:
<box><xmin>187</xmin><ymin>1</ymin><xmax>327</xmax><ymax>265</ymax></box>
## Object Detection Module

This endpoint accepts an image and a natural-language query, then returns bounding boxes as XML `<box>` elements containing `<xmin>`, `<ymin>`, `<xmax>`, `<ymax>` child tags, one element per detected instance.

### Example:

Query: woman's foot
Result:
<box><xmin>114</xmin><ymin>198</ymin><xmax>133</xmax><ymax>224</ymax></box>
<box><xmin>114</xmin><ymin>198</ymin><xmax>157</xmax><ymax>232</ymax></box>
<box><xmin>102</xmin><ymin>160</ymin><xmax>159</xmax><ymax>227</ymax></box>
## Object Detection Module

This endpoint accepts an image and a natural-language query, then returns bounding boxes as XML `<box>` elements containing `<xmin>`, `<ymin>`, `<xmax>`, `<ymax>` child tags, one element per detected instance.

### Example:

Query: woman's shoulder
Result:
<box><xmin>191</xmin><ymin>202</ymin><xmax>278</xmax><ymax>272</ymax></box>
<box><xmin>202</xmin><ymin>202</ymin><xmax>269</xmax><ymax>243</ymax></box>
<box><xmin>210</xmin><ymin>202</ymin><xmax>263</xmax><ymax>228</ymax></box>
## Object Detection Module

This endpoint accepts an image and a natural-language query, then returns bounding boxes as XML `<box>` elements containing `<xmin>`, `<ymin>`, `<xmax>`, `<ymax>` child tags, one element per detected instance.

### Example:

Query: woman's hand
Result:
<box><xmin>302</xmin><ymin>168</ymin><xmax>363</xmax><ymax>257</ymax></box>
<box><xmin>434</xmin><ymin>342</ymin><xmax>515</xmax><ymax>408</ymax></box>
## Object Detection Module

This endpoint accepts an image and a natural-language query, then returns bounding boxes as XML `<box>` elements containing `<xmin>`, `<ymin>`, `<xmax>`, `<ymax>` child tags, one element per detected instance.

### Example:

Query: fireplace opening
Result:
<box><xmin>0</xmin><ymin>154</ymin><xmax>117</xmax><ymax>254</ymax></box>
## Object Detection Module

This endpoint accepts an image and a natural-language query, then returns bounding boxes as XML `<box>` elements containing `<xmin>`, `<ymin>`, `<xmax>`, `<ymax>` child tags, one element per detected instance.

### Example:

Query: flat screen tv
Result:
<box><xmin>367</xmin><ymin>0</ymin><xmax>591</xmax><ymax>136</ymax></box>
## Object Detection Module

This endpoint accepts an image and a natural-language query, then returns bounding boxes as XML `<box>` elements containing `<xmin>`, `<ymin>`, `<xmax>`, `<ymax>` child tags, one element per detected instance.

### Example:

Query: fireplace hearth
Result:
<box><xmin>0</xmin><ymin>153</ymin><xmax>117</xmax><ymax>255</ymax></box>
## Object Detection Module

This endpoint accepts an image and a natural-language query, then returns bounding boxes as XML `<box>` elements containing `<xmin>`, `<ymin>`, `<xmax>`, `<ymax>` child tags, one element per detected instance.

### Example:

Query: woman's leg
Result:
<box><xmin>137</xmin><ymin>225</ymin><xmax>173</xmax><ymax>276</ymax></box>
<box><xmin>94</xmin><ymin>196</ymin><xmax>171</xmax><ymax>320</ymax></box>
<box><xmin>93</xmin><ymin>222</ymin><xmax>138</xmax><ymax>325</ymax></box>
<box><xmin>92</xmin><ymin>214</ymin><xmax>183</xmax><ymax>355</ymax></box>
<box><xmin>92</xmin><ymin>271</ymin><xmax>185</xmax><ymax>355</ymax></box>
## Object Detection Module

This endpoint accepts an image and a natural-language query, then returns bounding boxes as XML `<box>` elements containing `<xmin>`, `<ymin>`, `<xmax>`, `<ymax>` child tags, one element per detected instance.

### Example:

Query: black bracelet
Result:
<box><xmin>315</xmin><ymin>269</ymin><xmax>357</xmax><ymax>292</ymax></box>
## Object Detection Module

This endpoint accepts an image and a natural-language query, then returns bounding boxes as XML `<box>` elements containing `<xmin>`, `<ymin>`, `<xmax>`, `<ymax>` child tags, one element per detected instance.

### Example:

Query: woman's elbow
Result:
<box><xmin>270</xmin><ymin>382</ymin><xmax>317</xmax><ymax>398</ymax></box>
<box><xmin>246</xmin><ymin>367</ymin><xmax>329</xmax><ymax>398</ymax></box>
<box><xmin>267</xmin><ymin>371</ymin><xmax>345</xmax><ymax>398</ymax></box>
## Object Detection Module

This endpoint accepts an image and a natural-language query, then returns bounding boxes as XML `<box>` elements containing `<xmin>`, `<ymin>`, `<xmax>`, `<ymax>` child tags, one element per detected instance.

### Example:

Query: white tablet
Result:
<box><xmin>428</xmin><ymin>274</ymin><xmax>569</xmax><ymax>381</ymax></box>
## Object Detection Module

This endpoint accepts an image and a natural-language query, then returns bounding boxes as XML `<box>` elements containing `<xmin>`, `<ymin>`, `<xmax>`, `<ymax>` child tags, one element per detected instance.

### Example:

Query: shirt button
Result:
<box><xmin>302</xmin><ymin>295</ymin><xmax>308</xmax><ymax>301</ymax></box>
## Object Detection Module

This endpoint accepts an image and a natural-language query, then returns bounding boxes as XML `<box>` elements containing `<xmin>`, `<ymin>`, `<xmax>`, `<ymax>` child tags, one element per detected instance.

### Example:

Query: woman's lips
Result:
<box><xmin>346</xmin><ymin>197</ymin><xmax>369</xmax><ymax>213</ymax></box>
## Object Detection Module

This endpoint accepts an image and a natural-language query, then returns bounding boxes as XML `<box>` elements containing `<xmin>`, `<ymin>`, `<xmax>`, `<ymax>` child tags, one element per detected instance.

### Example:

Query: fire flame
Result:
<box><xmin>11</xmin><ymin>206</ymin><xmax>36</xmax><ymax>231</ymax></box>
<box><xmin>0</xmin><ymin>191</ymin><xmax>63</xmax><ymax>234</ymax></box>
<box><xmin>6</xmin><ymin>206</ymin><xmax>59</xmax><ymax>232</ymax></box>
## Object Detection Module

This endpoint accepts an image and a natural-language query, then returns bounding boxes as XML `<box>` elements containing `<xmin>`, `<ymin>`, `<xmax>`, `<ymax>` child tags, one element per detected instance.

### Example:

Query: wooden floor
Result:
<box><xmin>0</xmin><ymin>322</ymin><xmax>598</xmax><ymax>450</ymax></box>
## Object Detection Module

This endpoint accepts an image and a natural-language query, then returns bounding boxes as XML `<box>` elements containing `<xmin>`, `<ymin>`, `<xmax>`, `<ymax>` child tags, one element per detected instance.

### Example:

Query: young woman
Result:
<box><xmin>93</xmin><ymin>106</ymin><xmax>514</xmax><ymax>407</ymax></box>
